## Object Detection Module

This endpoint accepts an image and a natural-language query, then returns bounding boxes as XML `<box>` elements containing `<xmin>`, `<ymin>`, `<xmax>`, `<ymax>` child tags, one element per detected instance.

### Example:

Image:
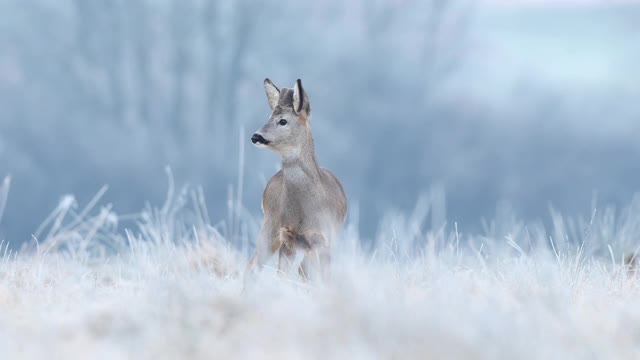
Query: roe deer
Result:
<box><xmin>245</xmin><ymin>78</ymin><xmax>347</xmax><ymax>281</ymax></box>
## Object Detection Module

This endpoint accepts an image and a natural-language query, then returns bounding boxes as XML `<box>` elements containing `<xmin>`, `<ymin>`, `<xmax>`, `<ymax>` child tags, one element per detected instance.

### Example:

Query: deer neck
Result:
<box><xmin>281</xmin><ymin>132</ymin><xmax>320</xmax><ymax>185</ymax></box>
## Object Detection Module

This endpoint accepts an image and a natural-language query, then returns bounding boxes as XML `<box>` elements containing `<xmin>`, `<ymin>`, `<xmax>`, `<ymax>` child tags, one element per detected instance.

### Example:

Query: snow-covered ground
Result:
<box><xmin>1</xmin><ymin>177</ymin><xmax>640</xmax><ymax>359</ymax></box>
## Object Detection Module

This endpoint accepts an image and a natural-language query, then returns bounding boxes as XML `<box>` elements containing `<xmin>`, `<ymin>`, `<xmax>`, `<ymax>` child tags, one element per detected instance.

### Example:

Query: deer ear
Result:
<box><xmin>293</xmin><ymin>79</ymin><xmax>310</xmax><ymax>116</ymax></box>
<box><xmin>264</xmin><ymin>78</ymin><xmax>280</xmax><ymax>110</ymax></box>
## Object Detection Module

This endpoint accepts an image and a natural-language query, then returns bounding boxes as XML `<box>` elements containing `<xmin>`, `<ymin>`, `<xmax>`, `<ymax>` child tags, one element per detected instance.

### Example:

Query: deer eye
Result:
<box><xmin>278</xmin><ymin>119</ymin><xmax>288</xmax><ymax>126</ymax></box>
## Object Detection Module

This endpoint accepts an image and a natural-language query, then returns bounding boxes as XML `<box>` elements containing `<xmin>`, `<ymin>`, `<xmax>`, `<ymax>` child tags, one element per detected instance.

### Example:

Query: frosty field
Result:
<box><xmin>1</xmin><ymin>178</ymin><xmax>640</xmax><ymax>360</ymax></box>
<box><xmin>2</xmin><ymin>0</ymin><xmax>639</xmax><ymax>358</ymax></box>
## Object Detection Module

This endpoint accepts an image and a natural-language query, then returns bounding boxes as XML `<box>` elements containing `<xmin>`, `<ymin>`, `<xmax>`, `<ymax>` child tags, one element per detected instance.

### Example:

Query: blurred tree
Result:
<box><xmin>2</xmin><ymin>0</ymin><xmax>638</xmax><ymax>245</ymax></box>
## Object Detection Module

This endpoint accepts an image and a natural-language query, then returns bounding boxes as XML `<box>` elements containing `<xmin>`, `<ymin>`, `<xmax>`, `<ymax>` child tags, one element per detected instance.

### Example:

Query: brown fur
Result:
<box><xmin>245</xmin><ymin>78</ymin><xmax>347</xmax><ymax>282</ymax></box>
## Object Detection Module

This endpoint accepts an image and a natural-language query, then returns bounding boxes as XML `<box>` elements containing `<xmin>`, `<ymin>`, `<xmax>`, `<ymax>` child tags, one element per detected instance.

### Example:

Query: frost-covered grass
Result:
<box><xmin>1</xmin><ymin>177</ymin><xmax>640</xmax><ymax>359</ymax></box>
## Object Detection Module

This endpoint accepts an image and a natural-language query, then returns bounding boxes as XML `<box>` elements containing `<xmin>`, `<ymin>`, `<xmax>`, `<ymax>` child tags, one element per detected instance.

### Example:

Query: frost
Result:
<box><xmin>0</xmin><ymin>185</ymin><xmax>639</xmax><ymax>359</ymax></box>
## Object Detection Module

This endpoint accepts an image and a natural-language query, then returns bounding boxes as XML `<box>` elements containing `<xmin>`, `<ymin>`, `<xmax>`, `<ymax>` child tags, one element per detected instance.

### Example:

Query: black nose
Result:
<box><xmin>251</xmin><ymin>133</ymin><xmax>269</xmax><ymax>145</ymax></box>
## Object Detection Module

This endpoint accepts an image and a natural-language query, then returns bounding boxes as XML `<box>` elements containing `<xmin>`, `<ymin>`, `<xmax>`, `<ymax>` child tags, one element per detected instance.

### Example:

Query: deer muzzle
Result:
<box><xmin>251</xmin><ymin>133</ymin><xmax>270</xmax><ymax>146</ymax></box>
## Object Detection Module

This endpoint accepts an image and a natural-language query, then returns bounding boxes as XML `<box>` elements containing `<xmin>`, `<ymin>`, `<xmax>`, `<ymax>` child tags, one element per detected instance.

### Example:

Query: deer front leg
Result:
<box><xmin>299</xmin><ymin>247</ymin><xmax>331</xmax><ymax>281</ymax></box>
<box><xmin>298</xmin><ymin>232</ymin><xmax>331</xmax><ymax>281</ymax></box>
<box><xmin>278</xmin><ymin>227</ymin><xmax>298</xmax><ymax>275</ymax></box>
<box><xmin>244</xmin><ymin>222</ymin><xmax>277</xmax><ymax>287</ymax></box>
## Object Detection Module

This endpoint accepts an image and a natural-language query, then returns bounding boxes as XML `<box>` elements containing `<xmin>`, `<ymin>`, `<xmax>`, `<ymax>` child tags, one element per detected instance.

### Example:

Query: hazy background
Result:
<box><xmin>1</xmin><ymin>0</ymin><xmax>639</xmax><ymax>244</ymax></box>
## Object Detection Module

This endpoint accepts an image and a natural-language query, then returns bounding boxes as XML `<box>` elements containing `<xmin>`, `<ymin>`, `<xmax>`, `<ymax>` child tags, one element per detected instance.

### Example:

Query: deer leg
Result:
<box><xmin>244</xmin><ymin>223</ymin><xmax>277</xmax><ymax>288</ymax></box>
<box><xmin>278</xmin><ymin>246</ymin><xmax>297</xmax><ymax>275</ymax></box>
<box><xmin>299</xmin><ymin>232</ymin><xmax>331</xmax><ymax>281</ymax></box>
<box><xmin>298</xmin><ymin>255</ymin><xmax>311</xmax><ymax>280</ymax></box>
<box><xmin>319</xmin><ymin>249</ymin><xmax>331</xmax><ymax>280</ymax></box>
<box><xmin>277</xmin><ymin>227</ymin><xmax>298</xmax><ymax>275</ymax></box>
<box><xmin>301</xmin><ymin>247</ymin><xmax>331</xmax><ymax>281</ymax></box>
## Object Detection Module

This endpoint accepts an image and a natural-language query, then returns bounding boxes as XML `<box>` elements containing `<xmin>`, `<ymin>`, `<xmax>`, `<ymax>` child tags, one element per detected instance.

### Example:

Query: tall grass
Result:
<box><xmin>0</xmin><ymin>173</ymin><xmax>639</xmax><ymax>359</ymax></box>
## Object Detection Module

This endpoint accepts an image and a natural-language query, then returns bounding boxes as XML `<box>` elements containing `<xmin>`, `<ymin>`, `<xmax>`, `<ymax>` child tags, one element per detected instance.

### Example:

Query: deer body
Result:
<box><xmin>247</xmin><ymin>79</ymin><xmax>347</xmax><ymax>279</ymax></box>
